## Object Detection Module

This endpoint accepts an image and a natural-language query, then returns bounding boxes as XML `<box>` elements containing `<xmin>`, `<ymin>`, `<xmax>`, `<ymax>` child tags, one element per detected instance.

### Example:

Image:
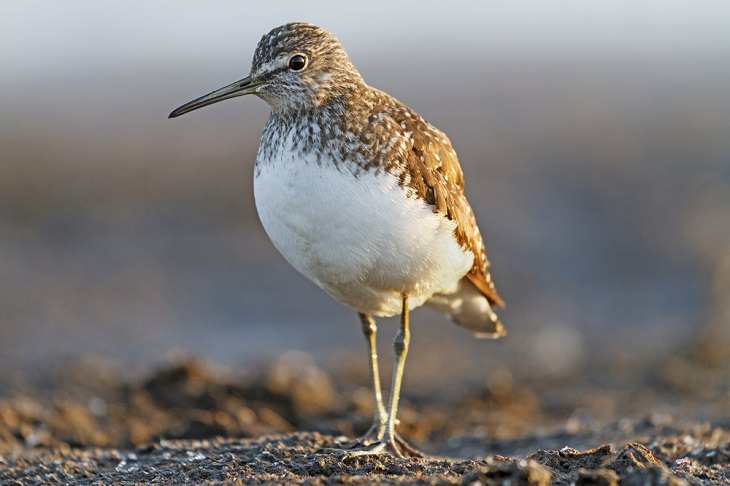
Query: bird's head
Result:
<box><xmin>170</xmin><ymin>23</ymin><xmax>364</xmax><ymax>118</ymax></box>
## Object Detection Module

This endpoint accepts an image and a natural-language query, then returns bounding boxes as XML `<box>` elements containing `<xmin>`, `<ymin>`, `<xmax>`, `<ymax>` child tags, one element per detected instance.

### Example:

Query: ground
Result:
<box><xmin>0</xmin><ymin>339</ymin><xmax>728</xmax><ymax>485</ymax></box>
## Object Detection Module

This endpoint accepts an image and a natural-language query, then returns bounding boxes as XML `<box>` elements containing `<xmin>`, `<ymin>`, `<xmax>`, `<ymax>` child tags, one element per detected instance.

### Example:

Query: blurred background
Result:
<box><xmin>1</xmin><ymin>1</ymin><xmax>729</xmax><ymax>396</ymax></box>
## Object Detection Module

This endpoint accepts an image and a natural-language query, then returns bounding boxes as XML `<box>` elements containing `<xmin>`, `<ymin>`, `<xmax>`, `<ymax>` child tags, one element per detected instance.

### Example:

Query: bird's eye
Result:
<box><xmin>288</xmin><ymin>54</ymin><xmax>307</xmax><ymax>71</ymax></box>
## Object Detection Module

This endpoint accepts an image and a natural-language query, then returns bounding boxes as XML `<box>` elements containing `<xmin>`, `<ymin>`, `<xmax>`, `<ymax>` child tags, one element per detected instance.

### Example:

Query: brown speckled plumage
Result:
<box><xmin>253</xmin><ymin>23</ymin><xmax>504</xmax><ymax>308</ymax></box>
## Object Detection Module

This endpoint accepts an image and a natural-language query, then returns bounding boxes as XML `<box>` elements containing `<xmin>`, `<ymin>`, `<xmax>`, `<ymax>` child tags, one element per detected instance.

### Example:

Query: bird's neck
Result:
<box><xmin>257</xmin><ymin>88</ymin><xmax>373</xmax><ymax>174</ymax></box>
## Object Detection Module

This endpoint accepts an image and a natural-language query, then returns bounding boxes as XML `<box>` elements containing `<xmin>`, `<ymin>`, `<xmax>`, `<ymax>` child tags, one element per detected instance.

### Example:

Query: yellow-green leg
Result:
<box><xmin>382</xmin><ymin>295</ymin><xmax>410</xmax><ymax>446</ymax></box>
<box><xmin>357</xmin><ymin>313</ymin><xmax>387</xmax><ymax>440</ymax></box>
<box><xmin>346</xmin><ymin>295</ymin><xmax>422</xmax><ymax>458</ymax></box>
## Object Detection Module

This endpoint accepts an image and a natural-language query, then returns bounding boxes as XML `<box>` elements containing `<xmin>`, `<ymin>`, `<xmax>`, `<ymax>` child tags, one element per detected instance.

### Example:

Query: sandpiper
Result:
<box><xmin>170</xmin><ymin>22</ymin><xmax>506</xmax><ymax>457</ymax></box>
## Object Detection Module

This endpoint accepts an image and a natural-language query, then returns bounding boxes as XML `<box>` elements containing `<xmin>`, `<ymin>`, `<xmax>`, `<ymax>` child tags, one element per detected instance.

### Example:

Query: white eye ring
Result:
<box><xmin>288</xmin><ymin>54</ymin><xmax>308</xmax><ymax>71</ymax></box>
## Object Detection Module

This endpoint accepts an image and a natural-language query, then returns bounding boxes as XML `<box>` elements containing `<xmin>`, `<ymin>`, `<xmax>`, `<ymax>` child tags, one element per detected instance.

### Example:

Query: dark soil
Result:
<box><xmin>1</xmin><ymin>345</ymin><xmax>728</xmax><ymax>485</ymax></box>
<box><xmin>4</xmin><ymin>431</ymin><xmax>727</xmax><ymax>485</ymax></box>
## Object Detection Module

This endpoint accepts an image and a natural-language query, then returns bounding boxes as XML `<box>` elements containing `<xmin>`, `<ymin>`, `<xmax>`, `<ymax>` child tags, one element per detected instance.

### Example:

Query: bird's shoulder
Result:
<box><xmin>359</xmin><ymin>89</ymin><xmax>505</xmax><ymax>307</ymax></box>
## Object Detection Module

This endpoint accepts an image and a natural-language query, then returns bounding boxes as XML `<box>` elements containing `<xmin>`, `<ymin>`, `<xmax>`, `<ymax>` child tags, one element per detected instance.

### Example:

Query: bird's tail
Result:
<box><xmin>426</xmin><ymin>277</ymin><xmax>507</xmax><ymax>339</ymax></box>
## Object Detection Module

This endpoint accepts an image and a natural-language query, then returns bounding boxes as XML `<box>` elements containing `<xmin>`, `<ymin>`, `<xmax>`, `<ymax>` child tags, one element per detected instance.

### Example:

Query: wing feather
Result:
<box><xmin>373</xmin><ymin>101</ymin><xmax>505</xmax><ymax>308</ymax></box>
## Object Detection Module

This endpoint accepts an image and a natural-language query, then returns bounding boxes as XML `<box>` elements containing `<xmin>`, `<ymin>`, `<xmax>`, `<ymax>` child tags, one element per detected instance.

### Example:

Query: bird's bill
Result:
<box><xmin>169</xmin><ymin>75</ymin><xmax>259</xmax><ymax>118</ymax></box>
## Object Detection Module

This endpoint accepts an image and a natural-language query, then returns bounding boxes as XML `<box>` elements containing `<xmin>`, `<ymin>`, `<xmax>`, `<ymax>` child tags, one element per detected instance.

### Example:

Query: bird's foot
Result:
<box><xmin>354</xmin><ymin>420</ymin><xmax>383</xmax><ymax>445</ymax></box>
<box><xmin>389</xmin><ymin>432</ymin><xmax>424</xmax><ymax>458</ymax></box>
<box><xmin>343</xmin><ymin>429</ymin><xmax>423</xmax><ymax>458</ymax></box>
<box><xmin>342</xmin><ymin>438</ymin><xmax>391</xmax><ymax>457</ymax></box>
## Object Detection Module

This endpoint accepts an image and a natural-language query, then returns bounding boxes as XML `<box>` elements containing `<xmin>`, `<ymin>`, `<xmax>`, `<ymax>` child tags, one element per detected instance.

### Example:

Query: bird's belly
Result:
<box><xmin>253</xmin><ymin>156</ymin><xmax>473</xmax><ymax>316</ymax></box>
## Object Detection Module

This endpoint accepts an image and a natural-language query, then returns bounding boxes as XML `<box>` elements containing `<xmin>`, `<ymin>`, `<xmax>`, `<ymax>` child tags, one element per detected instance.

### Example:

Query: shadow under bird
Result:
<box><xmin>170</xmin><ymin>22</ymin><xmax>506</xmax><ymax>457</ymax></box>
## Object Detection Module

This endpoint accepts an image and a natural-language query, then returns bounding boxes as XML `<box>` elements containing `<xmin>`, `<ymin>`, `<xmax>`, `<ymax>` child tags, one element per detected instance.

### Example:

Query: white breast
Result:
<box><xmin>253</xmin><ymin>152</ymin><xmax>473</xmax><ymax>317</ymax></box>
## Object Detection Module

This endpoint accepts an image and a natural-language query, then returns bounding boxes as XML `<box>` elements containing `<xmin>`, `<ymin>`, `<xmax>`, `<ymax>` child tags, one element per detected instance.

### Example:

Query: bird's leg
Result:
<box><xmin>344</xmin><ymin>294</ymin><xmax>423</xmax><ymax>458</ymax></box>
<box><xmin>356</xmin><ymin>313</ymin><xmax>387</xmax><ymax>443</ymax></box>
<box><xmin>382</xmin><ymin>294</ymin><xmax>410</xmax><ymax>447</ymax></box>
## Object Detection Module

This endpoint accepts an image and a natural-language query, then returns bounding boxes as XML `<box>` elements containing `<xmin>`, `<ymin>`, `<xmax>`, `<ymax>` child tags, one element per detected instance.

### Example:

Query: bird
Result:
<box><xmin>169</xmin><ymin>22</ymin><xmax>506</xmax><ymax>457</ymax></box>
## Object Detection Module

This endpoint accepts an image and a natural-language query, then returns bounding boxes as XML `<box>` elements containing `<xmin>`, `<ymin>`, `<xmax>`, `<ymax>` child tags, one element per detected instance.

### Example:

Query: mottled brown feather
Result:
<box><xmin>369</xmin><ymin>96</ymin><xmax>505</xmax><ymax>308</ymax></box>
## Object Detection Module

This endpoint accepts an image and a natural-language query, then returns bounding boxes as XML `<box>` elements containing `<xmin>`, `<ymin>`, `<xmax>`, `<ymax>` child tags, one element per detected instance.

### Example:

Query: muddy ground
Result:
<box><xmin>0</xmin><ymin>337</ymin><xmax>728</xmax><ymax>485</ymax></box>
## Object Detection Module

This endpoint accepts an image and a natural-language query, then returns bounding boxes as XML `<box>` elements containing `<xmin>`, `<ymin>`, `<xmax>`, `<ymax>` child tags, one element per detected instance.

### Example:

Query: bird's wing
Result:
<box><xmin>376</xmin><ymin>102</ymin><xmax>505</xmax><ymax>308</ymax></box>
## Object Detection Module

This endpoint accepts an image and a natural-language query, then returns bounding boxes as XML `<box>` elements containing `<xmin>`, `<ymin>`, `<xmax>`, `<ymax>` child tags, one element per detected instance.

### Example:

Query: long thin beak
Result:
<box><xmin>169</xmin><ymin>75</ymin><xmax>259</xmax><ymax>118</ymax></box>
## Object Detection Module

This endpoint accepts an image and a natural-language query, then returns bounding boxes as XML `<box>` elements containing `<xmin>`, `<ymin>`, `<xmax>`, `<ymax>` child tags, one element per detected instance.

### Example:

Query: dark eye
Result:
<box><xmin>288</xmin><ymin>54</ymin><xmax>307</xmax><ymax>71</ymax></box>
